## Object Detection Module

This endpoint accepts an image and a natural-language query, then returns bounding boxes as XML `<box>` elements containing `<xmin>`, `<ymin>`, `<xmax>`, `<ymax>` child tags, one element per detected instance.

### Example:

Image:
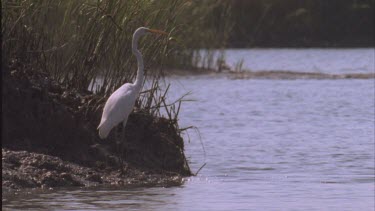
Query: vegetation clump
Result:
<box><xmin>2</xmin><ymin>61</ymin><xmax>191</xmax><ymax>190</ymax></box>
<box><xmin>2</xmin><ymin>0</ymin><xmax>199</xmax><ymax>189</ymax></box>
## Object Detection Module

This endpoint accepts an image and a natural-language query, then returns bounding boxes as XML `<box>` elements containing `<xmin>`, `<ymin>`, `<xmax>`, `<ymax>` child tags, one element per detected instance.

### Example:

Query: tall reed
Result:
<box><xmin>2</xmin><ymin>0</ymin><xmax>233</xmax><ymax>124</ymax></box>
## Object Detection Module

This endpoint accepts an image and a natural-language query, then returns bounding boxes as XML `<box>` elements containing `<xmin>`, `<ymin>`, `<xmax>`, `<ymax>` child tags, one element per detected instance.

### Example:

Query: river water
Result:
<box><xmin>3</xmin><ymin>49</ymin><xmax>375</xmax><ymax>210</ymax></box>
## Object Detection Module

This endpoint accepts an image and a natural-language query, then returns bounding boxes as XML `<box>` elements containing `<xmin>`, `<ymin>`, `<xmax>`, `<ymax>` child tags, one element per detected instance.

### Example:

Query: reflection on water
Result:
<box><xmin>3</xmin><ymin>49</ymin><xmax>375</xmax><ymax>211</ymax></box>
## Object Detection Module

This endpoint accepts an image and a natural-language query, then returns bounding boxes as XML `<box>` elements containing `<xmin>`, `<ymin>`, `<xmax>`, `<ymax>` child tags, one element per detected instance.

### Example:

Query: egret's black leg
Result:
<box><xmin>119</xmin><ymin>121</ymin><xmax>127</xmax><ymax>175</ymax></box>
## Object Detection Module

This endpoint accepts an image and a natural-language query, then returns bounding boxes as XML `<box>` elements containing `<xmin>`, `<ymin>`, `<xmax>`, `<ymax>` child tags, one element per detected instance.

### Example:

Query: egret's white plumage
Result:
<box><xmin>97</xmin><ymin>27</ymin><xmax>167</xmax><ymax>139</ymax></box>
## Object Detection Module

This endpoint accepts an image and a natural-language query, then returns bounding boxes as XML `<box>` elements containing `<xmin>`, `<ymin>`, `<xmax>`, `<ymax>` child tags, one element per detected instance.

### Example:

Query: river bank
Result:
<box><xmin>2</xmin><ymin>65</ymin><xmax>191</xmax><ymax>191</ymax></box>
<box><xmin>167</xmin><ymin>68</ymin><xmax>375</xmax><ymax>80</ymax></box>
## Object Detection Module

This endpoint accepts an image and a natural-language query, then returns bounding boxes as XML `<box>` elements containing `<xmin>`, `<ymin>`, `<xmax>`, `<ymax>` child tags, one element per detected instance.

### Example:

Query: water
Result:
<box><xmin>3</xmin><ymin>49</ymin><xmax>375</xmax><ymax>210</ymax></box>
<box><xmin>167</xmin><ymin>77</ymin><xmax>374</xmax><ymax>211</ymax></box>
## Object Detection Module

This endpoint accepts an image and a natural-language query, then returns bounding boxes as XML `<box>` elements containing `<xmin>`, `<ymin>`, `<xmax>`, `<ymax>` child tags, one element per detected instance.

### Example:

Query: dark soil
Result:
<box><xmin>2</xmin><ymin>63</ymin><xmax>191</xmax><ymax>190</ymax></box>
<box><xmin>2</xmin><ymin>149</ymin><xmax>183</xmax><ymax>190</ymax></box>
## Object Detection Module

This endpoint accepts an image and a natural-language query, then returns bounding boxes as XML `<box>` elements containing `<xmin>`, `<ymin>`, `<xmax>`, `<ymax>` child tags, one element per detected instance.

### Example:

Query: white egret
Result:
<box><xmin>97</xmin><ymin>27</ymin><xmax>167</xmax><ymax>139</ymax></box>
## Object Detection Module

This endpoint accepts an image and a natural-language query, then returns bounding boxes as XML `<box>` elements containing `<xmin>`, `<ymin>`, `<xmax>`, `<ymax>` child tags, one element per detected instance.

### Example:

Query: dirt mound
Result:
<box><xmin>2</xmin><ymin>65</ymin><xmax>191</xmax><ymax>189</ymax></box>
<box><xmin>2</xmin><ymin>149</ymin><xmax>183</xmax><ymax>190</ymax></box>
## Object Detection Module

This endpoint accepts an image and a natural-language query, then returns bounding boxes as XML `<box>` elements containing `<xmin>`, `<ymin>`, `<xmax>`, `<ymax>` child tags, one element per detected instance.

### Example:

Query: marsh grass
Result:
<box><xmin>2</xmin><ymin>0</ymin><xmax>233</xmax><ymax>133</ymax></box>
<box><xmin>3</xmin><ymin>1</ymin><xmax>167</xmax><ymax>111</ymax></box>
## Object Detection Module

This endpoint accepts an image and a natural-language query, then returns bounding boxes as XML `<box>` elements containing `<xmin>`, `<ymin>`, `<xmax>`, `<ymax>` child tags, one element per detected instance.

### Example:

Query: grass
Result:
<box><xmin>2</xmin><ymin>0</ymin><xmax>235</xmax><ymax>135</ymax></box>
<box><xmin>2</xmin><ymin>1</ymin><xmax>162</xmax><ymax>109</ymax></box>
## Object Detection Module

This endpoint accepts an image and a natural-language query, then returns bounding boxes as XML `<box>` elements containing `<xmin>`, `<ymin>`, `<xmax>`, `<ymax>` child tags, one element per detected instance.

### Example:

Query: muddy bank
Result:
<box><xmin>2</xmin><ymin>149</ymin><xmax>183</xmax><ymax>190</ymax></box>
<box><xmin>2</xmin><ymin>65</ymin><xmax>191</xmax><ymax>190</ymax></box>
<box><xmin>228</xmin><ymin>70</ymin><xmax>375</xmax><ymax>80</ymax></box>
<box><xmin>167</xmin><ymin>68</ymin><xmax>375</xmax><ymax>80</ymax></box>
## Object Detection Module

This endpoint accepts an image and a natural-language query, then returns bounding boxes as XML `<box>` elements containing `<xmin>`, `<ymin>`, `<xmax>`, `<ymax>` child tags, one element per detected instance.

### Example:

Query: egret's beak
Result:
<box><xmin>147</xmin><ymin>29</ymin><xmax>168</xmax><ymax>35</ymax></box>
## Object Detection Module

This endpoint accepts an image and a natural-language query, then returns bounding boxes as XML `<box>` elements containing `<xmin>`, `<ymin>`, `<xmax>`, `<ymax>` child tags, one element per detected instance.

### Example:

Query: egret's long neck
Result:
<box><xmin>132</xmin><ymin>34</ymin><xmax>144</xmax><ymax>89</ymax></box>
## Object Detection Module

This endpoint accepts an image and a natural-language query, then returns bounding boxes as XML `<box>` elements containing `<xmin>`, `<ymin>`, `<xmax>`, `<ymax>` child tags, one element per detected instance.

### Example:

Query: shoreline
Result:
<box><xmin>166</xmin><ymin>69</ymin><xmax>375</xmax><ymax>80</ymax></box>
